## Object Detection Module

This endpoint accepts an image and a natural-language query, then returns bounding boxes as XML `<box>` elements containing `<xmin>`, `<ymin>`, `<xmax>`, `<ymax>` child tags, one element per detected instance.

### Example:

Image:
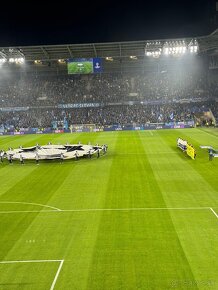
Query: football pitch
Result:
<box><xmin>0</xmin><ymin>128</ymin><xmax>217</xmax><ymax>290</ymax></box>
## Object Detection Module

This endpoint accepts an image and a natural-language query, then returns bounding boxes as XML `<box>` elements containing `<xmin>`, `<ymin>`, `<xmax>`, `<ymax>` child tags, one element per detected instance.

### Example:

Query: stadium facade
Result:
<box><xmin>0</xmin><ymin>28</ymin><xmax>217</xmax><ymax>73</ymax></box>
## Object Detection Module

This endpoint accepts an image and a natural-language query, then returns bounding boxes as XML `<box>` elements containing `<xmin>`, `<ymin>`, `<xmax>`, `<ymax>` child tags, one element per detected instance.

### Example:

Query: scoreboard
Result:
<box><xmin>67</xmin><ymin>58</ymin><xmax>102</xmax><ymax>74</ymax></box>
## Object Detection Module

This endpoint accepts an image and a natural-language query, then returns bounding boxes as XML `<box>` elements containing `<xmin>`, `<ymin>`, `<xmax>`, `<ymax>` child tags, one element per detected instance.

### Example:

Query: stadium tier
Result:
<box><xmin>0</xmin><ymin>72</ymin><xmax>217</xmax><ymax>133</ymax></box>
<box><xmin>0</xmin><ymin>32</ymin><xmax>217</xmax><ymax>133</ymax></box>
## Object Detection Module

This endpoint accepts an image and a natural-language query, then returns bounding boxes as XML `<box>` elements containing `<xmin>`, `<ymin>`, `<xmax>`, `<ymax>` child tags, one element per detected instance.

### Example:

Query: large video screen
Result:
<box><xmin>67</xmin><ymin>58</ymin><xmax>102</xmax><ymax>74</ymax></box>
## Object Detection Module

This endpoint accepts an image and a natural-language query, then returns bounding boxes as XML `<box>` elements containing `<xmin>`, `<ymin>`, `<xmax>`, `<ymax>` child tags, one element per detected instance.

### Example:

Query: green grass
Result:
<box><xmin>0</xmin><ymin>128</ymin><xmax>217</xmax><ymax>289</ymax></box>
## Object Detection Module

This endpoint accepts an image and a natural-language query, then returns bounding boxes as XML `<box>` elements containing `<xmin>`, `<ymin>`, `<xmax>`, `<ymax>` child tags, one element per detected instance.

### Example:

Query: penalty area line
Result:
<box><xmin>210</xmin><ymin>207</ymin><xmax>218</xmax><ymax>219</ymax></box>
<box><xmin>50</xmin><ymin>259</ymin><xmax>64</xmax><ymax>290</ymax></box>
<box><xmin>0</xmin><ymin>210</ymin><xmax>59</xmax><ymax>214</ymax></box>
<box><xmin>0</xmin><ymin>259</ymin><xmax>64</xmax><ymax>290</ymax></box>
<box><xmin>0</xmin><ymin>259</ymin><xmax>63</xmax><ymax>264</ymax></box>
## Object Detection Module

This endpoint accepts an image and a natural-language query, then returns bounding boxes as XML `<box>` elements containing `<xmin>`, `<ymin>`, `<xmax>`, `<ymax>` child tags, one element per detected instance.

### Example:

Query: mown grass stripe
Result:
<box><xmin>85</xmin><ymin>131</ymin><xmax>198</xmax><ymax>290</ymax></box>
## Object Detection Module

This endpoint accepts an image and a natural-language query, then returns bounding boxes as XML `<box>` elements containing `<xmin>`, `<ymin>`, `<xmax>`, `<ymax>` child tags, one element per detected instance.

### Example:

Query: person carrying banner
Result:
<box><xmin>0</xmin><ymin>150</ymin><xmax>4</xmax><ymax>163</ymax></box>
<box><xmin>8</xmin><ymin>154</ymin><xmax>13</xmax><ymax>164</ymax></box>
<box><xmin>209</xmin><ymin>149</ymin><xmax>213</xmax><ymax>161</ymax></box>
<box><xmin>103</xmin><ymin>144</ymin><xmax>108</xmax><ymax>154</ymax></box>
<box><xmin>35</xmin><ymin>152</ymin><xmax>39</xmax><ymax>165</ymax></box>
<box><xmin>60</xmin><ymin>152</ymin><xmax>64</xmax><ymax>163</ymax></box>
<box><xmin>20</xmin><ymin>154</ymin><xmax>24</xmax><ymax>165</ymax></box>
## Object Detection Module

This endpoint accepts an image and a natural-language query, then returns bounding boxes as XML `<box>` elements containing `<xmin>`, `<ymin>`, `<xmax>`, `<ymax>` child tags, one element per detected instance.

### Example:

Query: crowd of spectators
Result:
<box><xmin>0</xmin><ymin>72</ymin><xmax>217</xmax><ymax>107</ymax></box>
<box><xmin>0</xmin><ymin>102</ymin><xmax>216</xmax><ymax>131</ymax></box>
<box><xmin>0</xmin><ymin>71</ymin><xmax>217</xmax><ymax>130</ymax></box>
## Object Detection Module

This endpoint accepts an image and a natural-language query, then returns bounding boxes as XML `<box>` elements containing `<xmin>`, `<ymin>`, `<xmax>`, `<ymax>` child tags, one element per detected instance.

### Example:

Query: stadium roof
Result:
<box><xmin>197</xmin><ymin>28</ymin><xmax>218</xmax><ymax>54</ymax></box>
<box><xmin>0</xmin><ymin>29</ymin><xmax>217</xmax><ymax>62</ymax></box>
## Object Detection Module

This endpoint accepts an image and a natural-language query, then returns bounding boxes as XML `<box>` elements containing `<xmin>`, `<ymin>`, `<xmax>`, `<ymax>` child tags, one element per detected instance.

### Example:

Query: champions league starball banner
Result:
<box><xmin>2</xmin><ymin>144</ymin><xmax>105</xmax><ymax>161</ymax></box>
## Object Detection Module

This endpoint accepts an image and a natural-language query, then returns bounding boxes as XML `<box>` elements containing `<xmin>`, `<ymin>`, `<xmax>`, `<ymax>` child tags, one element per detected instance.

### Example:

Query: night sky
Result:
<box><xmin>0</xmin><ymin>0</ymin><xmax>216</xmax><ymax>46</ymax></box>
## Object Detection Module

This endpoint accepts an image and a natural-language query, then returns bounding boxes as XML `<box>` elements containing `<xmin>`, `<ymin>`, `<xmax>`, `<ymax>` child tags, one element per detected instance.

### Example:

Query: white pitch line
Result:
<box><xmin>0</xmin><ymin>210</ymin><xmax>57</xmax><ymax>214</ymax></box>
<box><xmin>0</xmin><ymin>259</ymin><xmax>63</xmax><ymax>264</ymax></box>
<box><xmin>50</xmin><ymin>260</ymin><xmax>64</xmax><ymax>290</ymax></box>
<box><xmin>210</xmin><ymin>207</ymin><xmax>218</xmax><ymax>219</ymax></box>
<box><xmin>0</xmin><ymin>207</ymin><xmax>211</xmax><ymax>214</ymax></box>
<box><xmin>0</xmin><ymin>259</ymin><xmax>64</xmax><ymax>290</ymax></box>
<box><xmin>61</xmin><ymin>207</ymin><xmax>210</xmax><ymax>212</ymax></box>
<box><xmin>0</xmin><ymin>201</ymin><xmax>61</xmax><ymax>211</ymax></box>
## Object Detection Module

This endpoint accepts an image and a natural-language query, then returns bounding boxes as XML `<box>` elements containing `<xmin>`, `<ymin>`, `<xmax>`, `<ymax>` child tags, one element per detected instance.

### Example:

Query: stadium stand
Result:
<box><xmin>0</xmin><ymin>31</ymin><xmax>217</xmax><ymax>133</ymax></box>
